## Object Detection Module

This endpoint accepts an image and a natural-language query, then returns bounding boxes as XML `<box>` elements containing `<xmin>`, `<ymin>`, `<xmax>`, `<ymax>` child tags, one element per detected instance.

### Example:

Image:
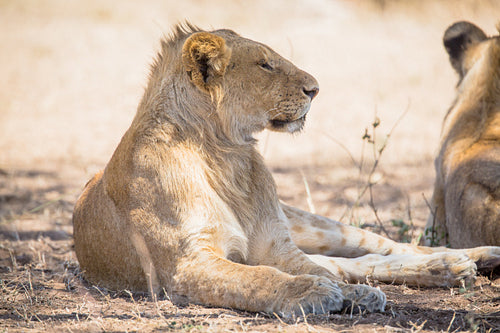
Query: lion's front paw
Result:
<box><xmin>279</xmin><ymin>276</ymin><xmax>344</xmax><ymax>317</ymax></box>
<box><xmin>339</xmin><ymin>283</ymin><xmax>386</xmax><ymax>313</ymax></box>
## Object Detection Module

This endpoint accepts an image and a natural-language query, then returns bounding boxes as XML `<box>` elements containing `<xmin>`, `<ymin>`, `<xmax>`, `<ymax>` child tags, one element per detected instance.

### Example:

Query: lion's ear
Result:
<box><xmin>443</xmin><ymin>21</ymin><xmax>487</xmax><ymax>77</ymax></box>
<box><xmin>182</xmin><ymin>32</ymin><xmax>232</xmax><ymax>92</ymax></box>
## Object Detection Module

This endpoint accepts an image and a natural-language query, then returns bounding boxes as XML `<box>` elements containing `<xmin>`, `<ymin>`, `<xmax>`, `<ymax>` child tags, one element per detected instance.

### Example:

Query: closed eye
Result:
<box><xmin>259</xmin><ymin>61</ymin><xmax>273</xmax><ymax>71</ymax></box>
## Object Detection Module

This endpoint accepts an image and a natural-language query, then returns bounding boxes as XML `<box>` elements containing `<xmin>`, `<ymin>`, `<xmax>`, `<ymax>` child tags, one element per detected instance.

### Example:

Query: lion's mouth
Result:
<box><xmin>270</xmin><ymin>114</ymin><xmax>307</xmax><ymax>129</ymax></box>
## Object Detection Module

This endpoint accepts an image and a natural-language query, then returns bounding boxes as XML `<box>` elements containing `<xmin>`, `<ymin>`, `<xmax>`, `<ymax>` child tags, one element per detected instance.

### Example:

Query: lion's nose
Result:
<box><xmin>303</xmin><ymin>87</ymin><xmax>319</xmax><ymax>100</ymax></box>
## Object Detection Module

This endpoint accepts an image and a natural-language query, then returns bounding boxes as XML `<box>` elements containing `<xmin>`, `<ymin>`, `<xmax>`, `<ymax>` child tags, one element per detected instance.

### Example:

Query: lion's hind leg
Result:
<box><xmin>284</xmin><ymin>204</ymin><xmax>420</xmax><ymax>257</ymax></box>
<box><xmin>454</xmin><ymin>246</ymin><xmax>500</xmax><ymax>272</ymax></box>
<box><xmin>284</xmin><ymin>204</ymin><xmax>500</xmax><ymax>285</ymax></box>
<box><xmin>308</xmin><ymin>252</ymin><xmax>476</xmax><ymax>287</ymax></box>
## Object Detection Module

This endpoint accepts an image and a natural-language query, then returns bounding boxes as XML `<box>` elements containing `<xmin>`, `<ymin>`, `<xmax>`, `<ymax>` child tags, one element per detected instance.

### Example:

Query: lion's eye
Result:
<box><xmin>259</xmin><ymin>61</ymin><xmax>273</xmax><ymax>71</ymax></box>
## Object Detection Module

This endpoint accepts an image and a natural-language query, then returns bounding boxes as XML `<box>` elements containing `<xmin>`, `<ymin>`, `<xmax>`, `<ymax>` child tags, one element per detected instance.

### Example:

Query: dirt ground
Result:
<box><xmin>1</xmin><ymin>0</ymin><xmax>500</xmax><ymax>332</ymax></box>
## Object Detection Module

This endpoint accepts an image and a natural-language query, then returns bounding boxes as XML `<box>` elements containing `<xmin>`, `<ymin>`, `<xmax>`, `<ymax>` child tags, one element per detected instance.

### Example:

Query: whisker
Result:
<box><xmin>264</xmin><ymin>107</ymin><xmax>279</xmax><ymax>115</ymax></box>
<box><xmin>270</xmin><ymin>111</ymin><xmax>286</xmax><ymax>120</ymax></box>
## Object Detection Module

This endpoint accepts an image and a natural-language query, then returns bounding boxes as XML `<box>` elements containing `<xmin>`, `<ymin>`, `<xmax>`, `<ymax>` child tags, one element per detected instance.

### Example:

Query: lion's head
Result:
<box><xmin>443</xmin><ymin>21</ymin><xmax>500</xmax><ymax>87</ymax></box>
<box><xmin>438</xmin><ymin>22</ymin><xmax>500</xmax><ymax>152</ymax></box>
<box><xmin>143</xmin><ymin>24</ymin><xmax>319</xmax><ymax>143</ymax></box>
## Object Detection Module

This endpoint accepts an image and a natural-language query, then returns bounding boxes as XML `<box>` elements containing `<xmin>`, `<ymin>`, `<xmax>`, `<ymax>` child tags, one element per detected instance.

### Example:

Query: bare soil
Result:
<box><xmin>1</xmin><ymin>0</ymin><xmax>500</xmax><ymax>332</ymax></box>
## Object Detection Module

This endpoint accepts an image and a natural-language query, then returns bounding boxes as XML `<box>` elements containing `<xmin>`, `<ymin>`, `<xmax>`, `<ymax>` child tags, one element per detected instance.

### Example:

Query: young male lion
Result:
<box><xmin>425</xmin><ymin>21</ymin><xmax>500</xmax><ymax>248</ymax></box>
<box><xmin>73</xmin><ymin>24</ymin><xmax>500</xmax><ymax>316</ymax></box>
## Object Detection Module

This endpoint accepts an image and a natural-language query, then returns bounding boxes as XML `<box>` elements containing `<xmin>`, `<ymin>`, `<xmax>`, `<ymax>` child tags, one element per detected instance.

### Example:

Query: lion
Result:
<box><xmin>73</xmin><ymin>23</ymin><xmax>500</xmax><ymax>317</ymax></box>
<box><xmin>424</xmin><ymin>21</ymin><xmax>500</xmax><ymax>248</ymax></box>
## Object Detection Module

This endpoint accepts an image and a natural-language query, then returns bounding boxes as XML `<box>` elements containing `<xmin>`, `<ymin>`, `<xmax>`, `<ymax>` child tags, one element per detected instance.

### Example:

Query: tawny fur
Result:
<box><xmin>425</xmin><ymin>21</ymin><xmax>500</xmax><ymax>247</ymax></box>
<box><xmin>73</xmin><ymin>23</ymin><xmax>500</xmax><ymax>317</ymax></box>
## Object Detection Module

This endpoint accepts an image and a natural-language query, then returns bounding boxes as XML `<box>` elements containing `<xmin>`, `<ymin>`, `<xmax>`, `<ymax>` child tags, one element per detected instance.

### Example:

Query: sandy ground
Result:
<box><xmin>1</xmin><ymin>0</ymin><xmax>500</xmax><ymax>331</ymax></box>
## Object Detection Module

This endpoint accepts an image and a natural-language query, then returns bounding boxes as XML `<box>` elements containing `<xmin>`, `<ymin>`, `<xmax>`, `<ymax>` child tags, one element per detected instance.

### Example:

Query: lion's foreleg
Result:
<box><xmin>247</xmin><ymin>219</ymin><xmax>386</xmax><ymax>313</ymax></box>
<box><xmin>247</xmin><ymin>219</ymin><xmax>339</xmax><ymax>278</ymax></box>
<box><xmin>171</xmin><ymin>250</ymin><xmax>344</xmax><ymax>316</ymax></box>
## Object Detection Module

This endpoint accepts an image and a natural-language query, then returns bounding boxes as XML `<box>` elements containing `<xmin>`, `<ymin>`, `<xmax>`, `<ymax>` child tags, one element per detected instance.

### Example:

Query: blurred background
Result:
<box><xmin>1</xmin><ymin>0</ymin><xmax>499</xmax><ymax>235</ymax></box>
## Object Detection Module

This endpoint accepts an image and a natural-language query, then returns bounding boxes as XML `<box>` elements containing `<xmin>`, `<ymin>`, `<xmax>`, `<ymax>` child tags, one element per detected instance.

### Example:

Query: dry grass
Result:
<box><xmin>1</xmin><ymin>0</ymin><xmax>500</xmax><ymax>331</ymax></box>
